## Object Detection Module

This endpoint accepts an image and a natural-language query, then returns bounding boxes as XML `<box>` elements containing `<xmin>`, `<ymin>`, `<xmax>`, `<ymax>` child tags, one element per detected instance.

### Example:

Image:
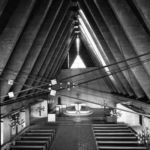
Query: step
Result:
<box><xmin>97</xmin><ymin>146</ymin><xmax>146</xmax><ymax>150</ymax></box>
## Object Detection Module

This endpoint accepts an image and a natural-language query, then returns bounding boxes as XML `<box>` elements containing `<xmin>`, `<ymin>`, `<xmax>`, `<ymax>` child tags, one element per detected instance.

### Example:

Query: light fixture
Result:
<box><xmin>67</xmin><ymin>82</ymin><xmax>71</xmax><ymax>85</ymax></box>
<box><xmin>8</xmin><ymin>79</ymin><xmax>14</xmax><ymax>85</ymax></box>
<box><xmin>51</xmin><ymin>79</ymin><xmax>57</xmax><ymax>85</ymax></box>
<box><xmin>74</xmin><ymin>26</ymin><xmax>79</xmax><ymax>29</ymax></box>
<box><xmin>8</xmin><ymin>92</ymin><xmax>14</xmax><ymax>98</ymax></box>
<box><xmin>50</xmin><ymin>90</ymin><xmax>56</xmax><ymax>96</ymax></box>
<box><xmin>48</xmin><ymin>87</ymin><xmax>51</xmax><ymax>90</ymax></box>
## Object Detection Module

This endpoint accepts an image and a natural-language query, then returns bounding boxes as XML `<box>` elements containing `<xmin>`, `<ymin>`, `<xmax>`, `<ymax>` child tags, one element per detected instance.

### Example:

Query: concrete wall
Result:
<box><xmin>143</xmin><ymin>117</ymin><xmax>150</xmax><ymax>134</ymax></box>
<box><xmin>57</xmin><ymin>68</ymin><xmax>112</xmax><ymax>93</ymax></box>
<box><xmin>116</xmin><ymin>103</ymin><xmax>140</xmax><ymax>126</ymax></box>
<box><xmin>116</xmin><ymin>103</ymin><xmax>150</xmax><ymax>136</ymax></box>
<box><xmin>56</xmin><ymin>86</ymin><xmax>117</xmax><ymax>109</ymax></box>
<box><xmin>1</xmin><ymin>107</ymin><xmax>30</xmax><ymax>147</ymax></box>
<box><xmin>30</xmin><ymin>100</ymin><xmax>48</xmax><ymax>118</ymax></box>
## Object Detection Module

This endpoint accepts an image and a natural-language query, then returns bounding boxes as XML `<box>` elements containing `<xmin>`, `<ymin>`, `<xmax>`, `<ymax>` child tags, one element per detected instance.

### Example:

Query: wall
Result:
<box><xmin>57</xmin><ymin>68</ymin><xmax>112</xmax><ymax>93</ymax></box>
<box><xmin>56</xmin><ymin>69</ymin><xmax>150</xmax><ymax>115</ymax></box>
<box><xmin>116</xmin><ymin>103</ymin><xmax>140</xmax><ymax>126</ymax></box>
<box><xmin>116</xmin><ymin>103</ymin><xmax>150</xmax><ymax>137</ymax></box>
<box><xmin>143</xmin><ymin>117</ymin><xmax>150</xmax><ymax>134</ymax></box>
<box><xmin>1</xmin><ymin>107</ymin><xmax>30</xmax><ymax>148</ymax></box>
<box><xmin>56</xmin><ymin>86</ymin><xmax>117</xmax><ymax>109</ymax></box>
<box><xmin>30</xmin><ymin>100</ymin><xmax>48</xmax><ymax>118</ymax></box>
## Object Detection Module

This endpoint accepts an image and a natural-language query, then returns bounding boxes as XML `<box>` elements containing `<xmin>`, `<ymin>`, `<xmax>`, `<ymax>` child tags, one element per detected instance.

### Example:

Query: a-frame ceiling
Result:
<box><xmin>0</xmin><ymin>0</ymin><xmax>150</xmax><ymax>105</ymax></box>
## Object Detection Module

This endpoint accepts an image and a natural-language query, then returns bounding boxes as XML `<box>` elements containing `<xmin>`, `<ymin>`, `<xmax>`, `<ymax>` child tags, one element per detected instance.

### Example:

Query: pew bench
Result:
<box><xmin>10</xmin><ymin>145</ymin><xmax>46</xmax><ymax>150</ymax></box>
<box><xmin>15</xmin><ymin>140</ymin><xmax>49</xmax><ymax>150</ymax></box>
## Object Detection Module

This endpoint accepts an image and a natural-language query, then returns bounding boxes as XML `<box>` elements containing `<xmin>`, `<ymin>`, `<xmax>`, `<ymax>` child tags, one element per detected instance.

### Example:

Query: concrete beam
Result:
<box><xmin>94</xmin><ymin>0</ymin><xmax>146</xmax><ymax>98</ymax></box>
<box><xmin>80</xmin><ymin>29</ymin><xmax>118</xmax><ymax>93</ymax></box>
<box><xmin>52</xmin><ymin>36</ymin><xmax>75</xmax><ymax>78</ymax></box>
<box><xmin>20</xmin><ymin>0</ymin><xmax>67</xmax><ymax>96</ymax></box>
<box><xmin>0</xmin><ymin>0</ymin><xmax>51</xmax><ymax>101</ymax></box>
<box><xmin>47</xmin><ymin>22</ymin><xmax>73</xmax><ymax>78</ymax></box>
<box><xmin>109</xmin><ymin>0</ymin><xmax>150</xmax><ymax>100</ymax></box>
<box><xmin>36</xmin><ymin>11</ymin><xmax>71</xmax><ymax>83</ymax></box>
<box><xmin>32</xmin><ymin>19</ymin><xmax>72</xmax><ymax>94</ymax></box>
<box><xmin>11</xmin><ymin>0</ymin><xmax>61</xmax><ymax>98</ymax></box>
<box><xmin>0</xmin><ymin>0</ymin><xmax>35</xmax><ymax>75</ymax></box>
<box><xmin>132</xmin><ymin>0</ymin><xmax>150</xmax><ymax>33</ymax></box>
<box><xmin>80</xmin><ymin>0</ymin><xmax>131</xmax><ymax>95</ymax></box>
<box><xmin>0</xmin><ymin>0</ymin><xmax>8</xmax><ymax>17</ymax></box>
<box><xmin>24</xmin><ymin>0</ymin><xmax>71</xmax><ymax>95</ymax></box>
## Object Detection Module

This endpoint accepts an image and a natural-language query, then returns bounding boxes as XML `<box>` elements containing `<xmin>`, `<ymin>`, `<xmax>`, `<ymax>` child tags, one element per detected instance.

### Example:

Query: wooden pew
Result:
<box><xmin>24</xmin><ymin>132</ymin><xmax>54</xmax><ymax>139</ymax></box>
<box><xmin>29</xmin><ymin>129</ymin><xmax>55</xmax><ymax>134</ymax></box>
<box><xmin>20</xmin><ymin>136</ymin><xmax>52</xmax><ymax>143</ymax></box>
<box><xmin>10</xmin><ymin>145</ymin><xmax>45</xmax><ymax>150</ymax></box>
<box><xmin>15</xmin><ymin>140</ymin><xmax>49</xmax><ymax>150</ymax></box>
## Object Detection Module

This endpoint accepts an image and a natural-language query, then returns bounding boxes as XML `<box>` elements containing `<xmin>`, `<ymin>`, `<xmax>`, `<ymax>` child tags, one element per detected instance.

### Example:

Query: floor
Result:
<box><xmin>30</xmin><ymin>108</ymin><xmax>107</xmax><ymax>150</ymax></box>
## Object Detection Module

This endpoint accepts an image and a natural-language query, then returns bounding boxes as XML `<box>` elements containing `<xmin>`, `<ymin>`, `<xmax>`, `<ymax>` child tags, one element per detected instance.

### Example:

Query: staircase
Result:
<box><xmin>10</xmin><ymin>127</ymin><xmax>55</xmax><ymax>150</ymax></box>
<box><xmin>92</xmin><ymin>123</ymin><xmax>147</xmax><ymax>150</ymax></box>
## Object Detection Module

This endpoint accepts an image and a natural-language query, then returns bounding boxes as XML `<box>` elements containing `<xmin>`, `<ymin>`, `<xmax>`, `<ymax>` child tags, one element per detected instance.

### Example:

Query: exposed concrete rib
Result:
<box><xmin>46</xmin><ymin>22</ymin><xmax>73</xmax><ymax>78</ymax></box>
<box><xmin>80</xmin><ymin>32</ymin><xmax>117</xmax><ymax>93</ymax></box>
<box><xmin>79</xmin><ymin>1</ymin><xmax>120</xmax><ymax>94</ymax></box>
<box><xmin>35</xmin><ymin>9</ymin><xmax>71</xmax><ymax>83</ymax></box>
<box><xmin>44</xmin><ymin>23</ymin><xmax>72</xmax><ymax>78</ymax></box>
<box><xmin>0</xmin><ymin>0</ymin><xmax>51</xmax><ymax>101</ymax></box>
<box><xmin>81</xmin><ymin>0</ymin><xmax>134</xmax><ymax>96</ymax></box>
<box><xmin>0</xmin><ymin>0</ymin><xmax>8</xmax><ymax>17</ymax></box>
<box><xmin>0</xmin><ymin>0</ymin><xmax>35</xmax><ymax>75</ymax></box>
<box><xmin>94</xmin><ymin>0</ymin><xmax>146</xmax><ymax>98</ymax></box>
<box><xmin>24</xmin><ymin>0</ymin><xmax>70</xmax><ymax>95</ymax></box>
<box><xmin>109</xmin><ymin>0</ymin><xmax>150</xmax><ymax>100</ymax></box>
<box><xmin>132</xmin><ymin>0</ymin><xmax>150</xmax><ymax>33</ymax></box>
<box><xmin>20</xmin><ymin>0</ymin><xmax>64</xmax><ymax>96</ymax></box>
<box><xmin>11</xmin><ymin>0</ymin><xmax>58</xmax><ymax>98</ymax></box>
<box><xmin>52</xmin><ymin>35</ymin><xmax>75</xmax><ymax>78</ymax></box>
<box><xmin>31</xmin><ymin>11</ymin><xmax>72</xmax><ymax>94</ymax></box>
<box><xmin>108</xmin><ymin>0</ymin><xmax>150</xmax><ymax>75</ymax></box>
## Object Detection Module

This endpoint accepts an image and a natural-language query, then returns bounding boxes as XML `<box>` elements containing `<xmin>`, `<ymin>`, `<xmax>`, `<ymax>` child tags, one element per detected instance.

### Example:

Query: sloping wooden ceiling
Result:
<box><xmin>0</xmin><ymin>0</ymin><xmax>150</xmax><ymax>105</ymax></box>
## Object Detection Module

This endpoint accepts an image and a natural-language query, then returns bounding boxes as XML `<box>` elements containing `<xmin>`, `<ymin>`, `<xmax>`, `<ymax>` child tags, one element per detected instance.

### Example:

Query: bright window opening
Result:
<box><xmin>78</xmin><ymin>10</ymin><xmax>116</xmax><ymax>83</ymax></box>
<box><xmin>1</xmin><ymin>121</ymin><xmax>3</xmax><ymax>145</ymax></box>
<box><xmin>71</xmin><ymin>55</ymin><xmax>86</xmax><ymax>69</ymax></box>
<box><xmin>71</xmin><ymin>34</ymin><xmax>86</xmax><ymax>69</ymax></box>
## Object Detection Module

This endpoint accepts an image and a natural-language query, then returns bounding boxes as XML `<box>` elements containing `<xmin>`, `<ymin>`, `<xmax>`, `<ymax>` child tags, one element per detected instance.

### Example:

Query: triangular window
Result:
<box><xmin>71</xmin><ymin>55</ymin><xmax>86</xmax><ymax>69</ymax></box>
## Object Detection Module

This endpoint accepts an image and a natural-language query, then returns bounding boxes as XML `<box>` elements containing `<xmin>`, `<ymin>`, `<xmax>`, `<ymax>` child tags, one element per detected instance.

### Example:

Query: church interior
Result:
<box><xmin>0</xmin><ymin>0</ymin><xmax>150</xmax><ymax>150</ymax></box>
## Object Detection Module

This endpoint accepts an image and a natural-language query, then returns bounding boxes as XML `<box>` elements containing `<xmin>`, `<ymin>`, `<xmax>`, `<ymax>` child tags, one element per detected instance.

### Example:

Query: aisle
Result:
<box><xmin>50</xmin><ymin>123</ymin><xmax>97</xmax><ymax>150</ymax></box>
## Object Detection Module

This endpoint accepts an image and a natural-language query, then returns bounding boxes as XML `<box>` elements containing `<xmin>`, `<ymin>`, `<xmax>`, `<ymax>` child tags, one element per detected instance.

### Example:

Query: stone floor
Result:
<box><xmin>30</xmin><ymin>108</ymin><xmax>107</xmax><ymax>150</ymax></box>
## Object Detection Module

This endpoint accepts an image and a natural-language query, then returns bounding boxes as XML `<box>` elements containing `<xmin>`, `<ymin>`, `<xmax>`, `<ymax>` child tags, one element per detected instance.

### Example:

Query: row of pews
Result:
<box><xmin>92</xmin><ymin>123</ymin><xmax>147</xmax><ymax>150</ymax></box>
<box><xmin>10</xmin><ymin>127</ymin><xmax>55</xmax><ymax>150</ymax></box>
